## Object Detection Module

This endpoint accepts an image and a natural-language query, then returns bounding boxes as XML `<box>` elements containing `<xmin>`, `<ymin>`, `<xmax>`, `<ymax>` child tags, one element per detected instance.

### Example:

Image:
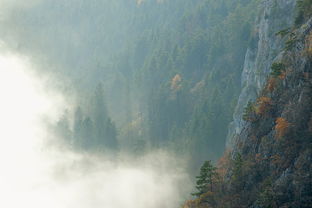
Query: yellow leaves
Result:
<box><xmin>171</xmin><ymin>74</ymin><xmax>182</xmax><ymax>91</ymax></box>
<box><xmin>275</xmin><ymin>117</ymin><xmax>290</xmax><ymax>139</ymax></box>
<box><xmin>169</xmin><ymin>74</ymin><xmax>183</xmax><ymax>100</ymax></box>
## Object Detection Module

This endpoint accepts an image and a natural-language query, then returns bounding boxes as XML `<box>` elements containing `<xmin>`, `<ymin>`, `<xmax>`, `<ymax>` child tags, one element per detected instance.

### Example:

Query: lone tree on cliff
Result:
<box><xmin>192</xmin><ymin>160</ymin><xmax>217</xmax><ymax>197</ymax></box>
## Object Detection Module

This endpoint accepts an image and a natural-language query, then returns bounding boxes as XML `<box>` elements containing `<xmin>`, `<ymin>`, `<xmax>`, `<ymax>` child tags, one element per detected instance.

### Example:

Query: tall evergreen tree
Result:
<box><xmin>231</xmin><ymin>153</ymin><xmax>244</xmax><ymax>191</ymax></box>
<box><xmin>73</xmin><ymin>106</ymin><xmax>84</xmax><ymax>147</ymax></box>
<box><xmin>192</xmin><ymin>160</ymin><xmax>217</xmax><ymax>197</ymax></box>
<box><xmin>81</xmin><ymin>117</ymin><xmax>94</xmax><ymax>149</ymax></box>
<box><xmin>92</xmin><ymin>83</ymin><xmax>118</xmax><ymax>150</ymax></box>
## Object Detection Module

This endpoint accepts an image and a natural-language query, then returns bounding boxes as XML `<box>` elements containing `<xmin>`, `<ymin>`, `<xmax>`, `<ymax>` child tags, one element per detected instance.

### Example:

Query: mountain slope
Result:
<box><xmin>184</xmin><ymin>1</ymin><xmax>312</xmax><ymax>207</ymax></box>
<box><xmin>227</xmin><ymin>0</ymin><xmax>296</xmax><ymax>147</ymax></box>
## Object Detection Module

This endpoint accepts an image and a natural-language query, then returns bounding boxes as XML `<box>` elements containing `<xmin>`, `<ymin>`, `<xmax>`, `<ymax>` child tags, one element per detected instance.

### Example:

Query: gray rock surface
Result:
<box><xmin>227</xmin><ymin>0</ymin><xmax>296</xmax><ymax>147</ymax></box>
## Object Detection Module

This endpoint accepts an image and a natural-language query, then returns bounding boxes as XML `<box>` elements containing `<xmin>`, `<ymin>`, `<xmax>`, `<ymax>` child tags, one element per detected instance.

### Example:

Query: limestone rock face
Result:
<box><xmin>183</xmin><ymin>15</ymin><xmax>312</xmax><ymax>206</ymax></box>
<box><xmin>227</xmin><ymin>0</ymin><xmax>296</xmax><ymax>146</ymax></box>
<box><xmin>231</xmin><ymin>16</ymin><xmax>312</xmax><ymax>207</ymax></box>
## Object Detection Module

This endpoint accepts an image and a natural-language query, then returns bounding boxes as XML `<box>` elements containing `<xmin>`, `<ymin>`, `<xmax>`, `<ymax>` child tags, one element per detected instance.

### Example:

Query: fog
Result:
<box><xmin>0</xmin><ymin>51</ymin><xmax>191</xmax><ymax>208</ymax></box>
<box><xmin>0</xmin><ymin>2</ymin><xmax>194</xmax><ymax>206</ymax></box>
<box><xmin>0</xmin><ymin>1</ymin><xmax>228</xmax><ymax>206</ymax></box>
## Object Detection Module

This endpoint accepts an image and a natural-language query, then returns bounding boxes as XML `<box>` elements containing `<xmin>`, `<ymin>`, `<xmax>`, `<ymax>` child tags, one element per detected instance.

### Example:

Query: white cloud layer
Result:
<box><xmin>0</xmin><ymin>51</ymin><xmax>191</xmax><ymax>208</ymax></box>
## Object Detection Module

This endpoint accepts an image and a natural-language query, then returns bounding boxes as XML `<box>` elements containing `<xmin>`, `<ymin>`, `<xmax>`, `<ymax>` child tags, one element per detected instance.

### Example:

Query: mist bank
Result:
<box><xmin>0</xmin><ymin>51</ymin><xmax>192</xmax><ymax>208</ymax></box>
<box><xmin>0</xmin><ymin>0</ymin><xmax>262</xmax><ymax>190</ymax></box>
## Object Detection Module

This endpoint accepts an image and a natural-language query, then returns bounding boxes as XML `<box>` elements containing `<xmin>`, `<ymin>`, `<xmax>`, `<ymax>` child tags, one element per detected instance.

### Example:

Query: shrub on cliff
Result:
<box><xmin>271</xmin><ymin>63</ymin><xmax>286</xmax><ymax>78</ymax></box>
<box><xmin>243</xmin><ymin>101</ymin><xmax>257</xmax><ymax>121</ymax></box>
<box><xmin>275</xmin><ymin>117</ymin><xmax>290</xmax><ymax>139</ymax></box>
<box><xmin>256</xmin><ymin>178</ymin><xmax>277</xmax><ymax>208</ymax></box>
<box><xmin>255</xmin><ymin>96</ymin><xmax>273</xmax><ymax>116</ymax></box>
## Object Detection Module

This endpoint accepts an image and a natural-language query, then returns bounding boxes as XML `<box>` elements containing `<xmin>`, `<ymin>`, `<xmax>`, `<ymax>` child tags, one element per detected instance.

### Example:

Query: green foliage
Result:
<box><xmin>275</xmin><ymin>28</ymin><xmax>291</xmax><ymax>38</ymax></box>
<box><xmin>131</xmin><ymin>0</ymin><xmax>261</xmax><ymax>166</ymax></box>
<box><xmin>184</xmin><ymin>5</ymin><xmax>312</xmax><ymax>204</ymax></box>
<box><xmin>231</xmin><ymin>153</ymin><xmax>244</xmax><ymax>190</ymax></box>
<box><xmin>270</xmin><ymin>63</ymin><xmax>286</xmax><ymax>77</ymax></box>
<box><xmin>192</xmin><ymin>160</ymin><xmax>217</xmax><ymax>197</ymax></box>
<box><xmin>233</xmin><ymin>153</ymin><xmax>243</xmax><ymax>177</ymax></box>
<box><xmin>92</xmin><ymin>83</ymin><xmax>118</xmax><ymax>150</ymax></box>
<box><xmin>69</xmin><ymin>83</ymin><xmax>118</xmax><ymax>151</ymax></box>
<box><xmin>256</xmin><ymin>178</ymin><xmax>277</xmax><ymax>208</ymax></box>
<box><xmin>285</xmin><ymin>37</ymin><xmax>298</xmax><ymax>50</ymax></box>
<box><xmin>295</xmin><ymin>0</ymin><xmax>312</xmax><ymax>26</ymax></box>
<box><xmin>243</xmin><ymin>101</ymin><xmax>256</xmax><ymax>121</ymax></box>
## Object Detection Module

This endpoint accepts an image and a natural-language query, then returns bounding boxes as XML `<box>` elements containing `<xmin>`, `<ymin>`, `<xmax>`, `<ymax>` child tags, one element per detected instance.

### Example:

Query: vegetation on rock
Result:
<box><xmin>185</xmin><ymin>3</ymin><xmax>312</xmax><ymax>207</ymax></box>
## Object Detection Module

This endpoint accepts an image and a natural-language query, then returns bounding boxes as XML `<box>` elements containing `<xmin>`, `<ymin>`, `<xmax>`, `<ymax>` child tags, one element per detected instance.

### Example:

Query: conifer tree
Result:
<box><xmin>92</xmin><ymin>83</ymin><xmax>118</xmax><ymax>150</ymax></box>
<box><xmin>231</xmin><ymin>153</ymin><xmax>244</xmax><ymax>191</ymax></box>
<box><xmin>73</xmin><ymin>106</ymin><xmax>84</xmax><ymax>147</ymax></box>
<box><xmin>192</xmin><ymin>160</ymin><xmax>217</xmax><ymax>197</ymax></box>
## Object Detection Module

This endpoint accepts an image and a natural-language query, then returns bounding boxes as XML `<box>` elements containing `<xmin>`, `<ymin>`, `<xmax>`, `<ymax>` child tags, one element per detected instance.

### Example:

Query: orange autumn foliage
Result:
<box><xmin>267</xmin><ymin>77</ymin><xmax>277</xmax><ymax>92</ymax></box>
<box><xmin>256</xmin><ymin>96</ymin><xmax>272</xmax><ymax>115</ymax></box>
<box><xmin>171</xmin><ymin>74</ymin><xmax>182</xmax><ymax>91</ymax></box>
<box><xmin>267</xmin><ymin>72</ymin><xmax>286</xmax><ymax>92</ymax></box>
<box><xmin>278</xmin><ymin>71</ymin><xmax>286</xmax><ymax>80</ymax></box>
<box><xmin>306</xmin><ymin>32</ymin><xmax>312</xmax><ymax>57</ymax></box>
<box><xmin>217</xmin><ymin>149</ymin><xmax>231</xmax><ymax>178</ymax></box>
<box><xmin>275</xmin><ymin>117</ymin><xmax>290</xmax><ymax>139</ymax></box>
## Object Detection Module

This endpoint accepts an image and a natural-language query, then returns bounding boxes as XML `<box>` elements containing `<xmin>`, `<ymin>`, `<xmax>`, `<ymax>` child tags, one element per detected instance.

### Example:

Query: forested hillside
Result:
<box><xmin>45</xmin><ymin>0</ymin><xmax>260</xmax><ymax>170</ymax></box>
<box><xmin>2</xmin><ymin>0</ymin><xmax>311</xmax><ymax>207</ymax></box>
<box><xmin>3</xmin><ymin>0</ymin><xmax>262</xmax><ymax>170</ymax></box>
<box><xmin>184</xmin><ymin>0</ymin><xmax>312</xmax><ymax>207</ymax></box>
<box><xmin>123</xmin><ymin>0</ymin><xmax>259</xmax><ymax>168</ymax></box>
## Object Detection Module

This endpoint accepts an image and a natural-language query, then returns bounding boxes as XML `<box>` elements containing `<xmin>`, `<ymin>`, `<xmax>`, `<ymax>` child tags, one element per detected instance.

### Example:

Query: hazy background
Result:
<box><xmin>0</xmin><ymin>51</ymin><xmax>192</xmax><ymax>208</ymax></box>
<box><xmin>0</xmin><ymin>0</ymin><xmax>260</xmax><ymax>207</ymax></box>
<box><xmin>0</xmin><ymin>1</ymin><xmax>194</xmax><ymax>207</ymax></box>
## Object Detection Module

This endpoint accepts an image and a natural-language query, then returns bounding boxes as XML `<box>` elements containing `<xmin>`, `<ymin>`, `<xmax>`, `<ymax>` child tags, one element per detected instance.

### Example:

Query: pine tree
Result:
<box><xmin>231</xmin><ymin>153</ymin><xmax>244</xmax><ymax>190</ymax></box>
<box><xmin>192</xmin><ymin>160</ymin><xmax>217</xmax><ymax>197</ymax></box>
<box><xmin>81</xmin><ymin>117</ymin><xmax>94</xmax><ymax>149</ymax></box>
<box><xmin>92</xmin><ymin>83</ymin><xmax>118</xmax><ymax>150</ymax></box>
<box><xmin>73</xmin><ymin>106</ymin><xmax>84</xmax><ymax>147</ymax></box>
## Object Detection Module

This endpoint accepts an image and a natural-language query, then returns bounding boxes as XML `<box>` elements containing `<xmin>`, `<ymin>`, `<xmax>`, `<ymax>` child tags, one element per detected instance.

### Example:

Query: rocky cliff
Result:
<box><xmin>184</xmin><ymin>0</ymin><xmax>312</xmax><ymax>207</ymax></box>
<box><xmin>227</xmin><ymin>0</ymin><xmax>296</xmax><ymax>147</ymax></box>
<box><xmin>227</xmin><ymin>15</ymin><xmax>312</xmax><ymax>207</ymax></box>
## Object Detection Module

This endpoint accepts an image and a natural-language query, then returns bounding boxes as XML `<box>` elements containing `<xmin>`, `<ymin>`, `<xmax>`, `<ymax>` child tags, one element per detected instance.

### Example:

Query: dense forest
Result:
<box><xmin>1</xmin><ymin>0</ymin><xmax>311</xmax><ymax>207</ymax></box>
<box><xmin>184</xmin><ymin>0</ymin><xmax>312</xmax><ymax>207</ymax></box>
<box><xmin>41</xmin><ymin>0</ymin><xmax>261</xmax><ymax>171</ymax></box>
